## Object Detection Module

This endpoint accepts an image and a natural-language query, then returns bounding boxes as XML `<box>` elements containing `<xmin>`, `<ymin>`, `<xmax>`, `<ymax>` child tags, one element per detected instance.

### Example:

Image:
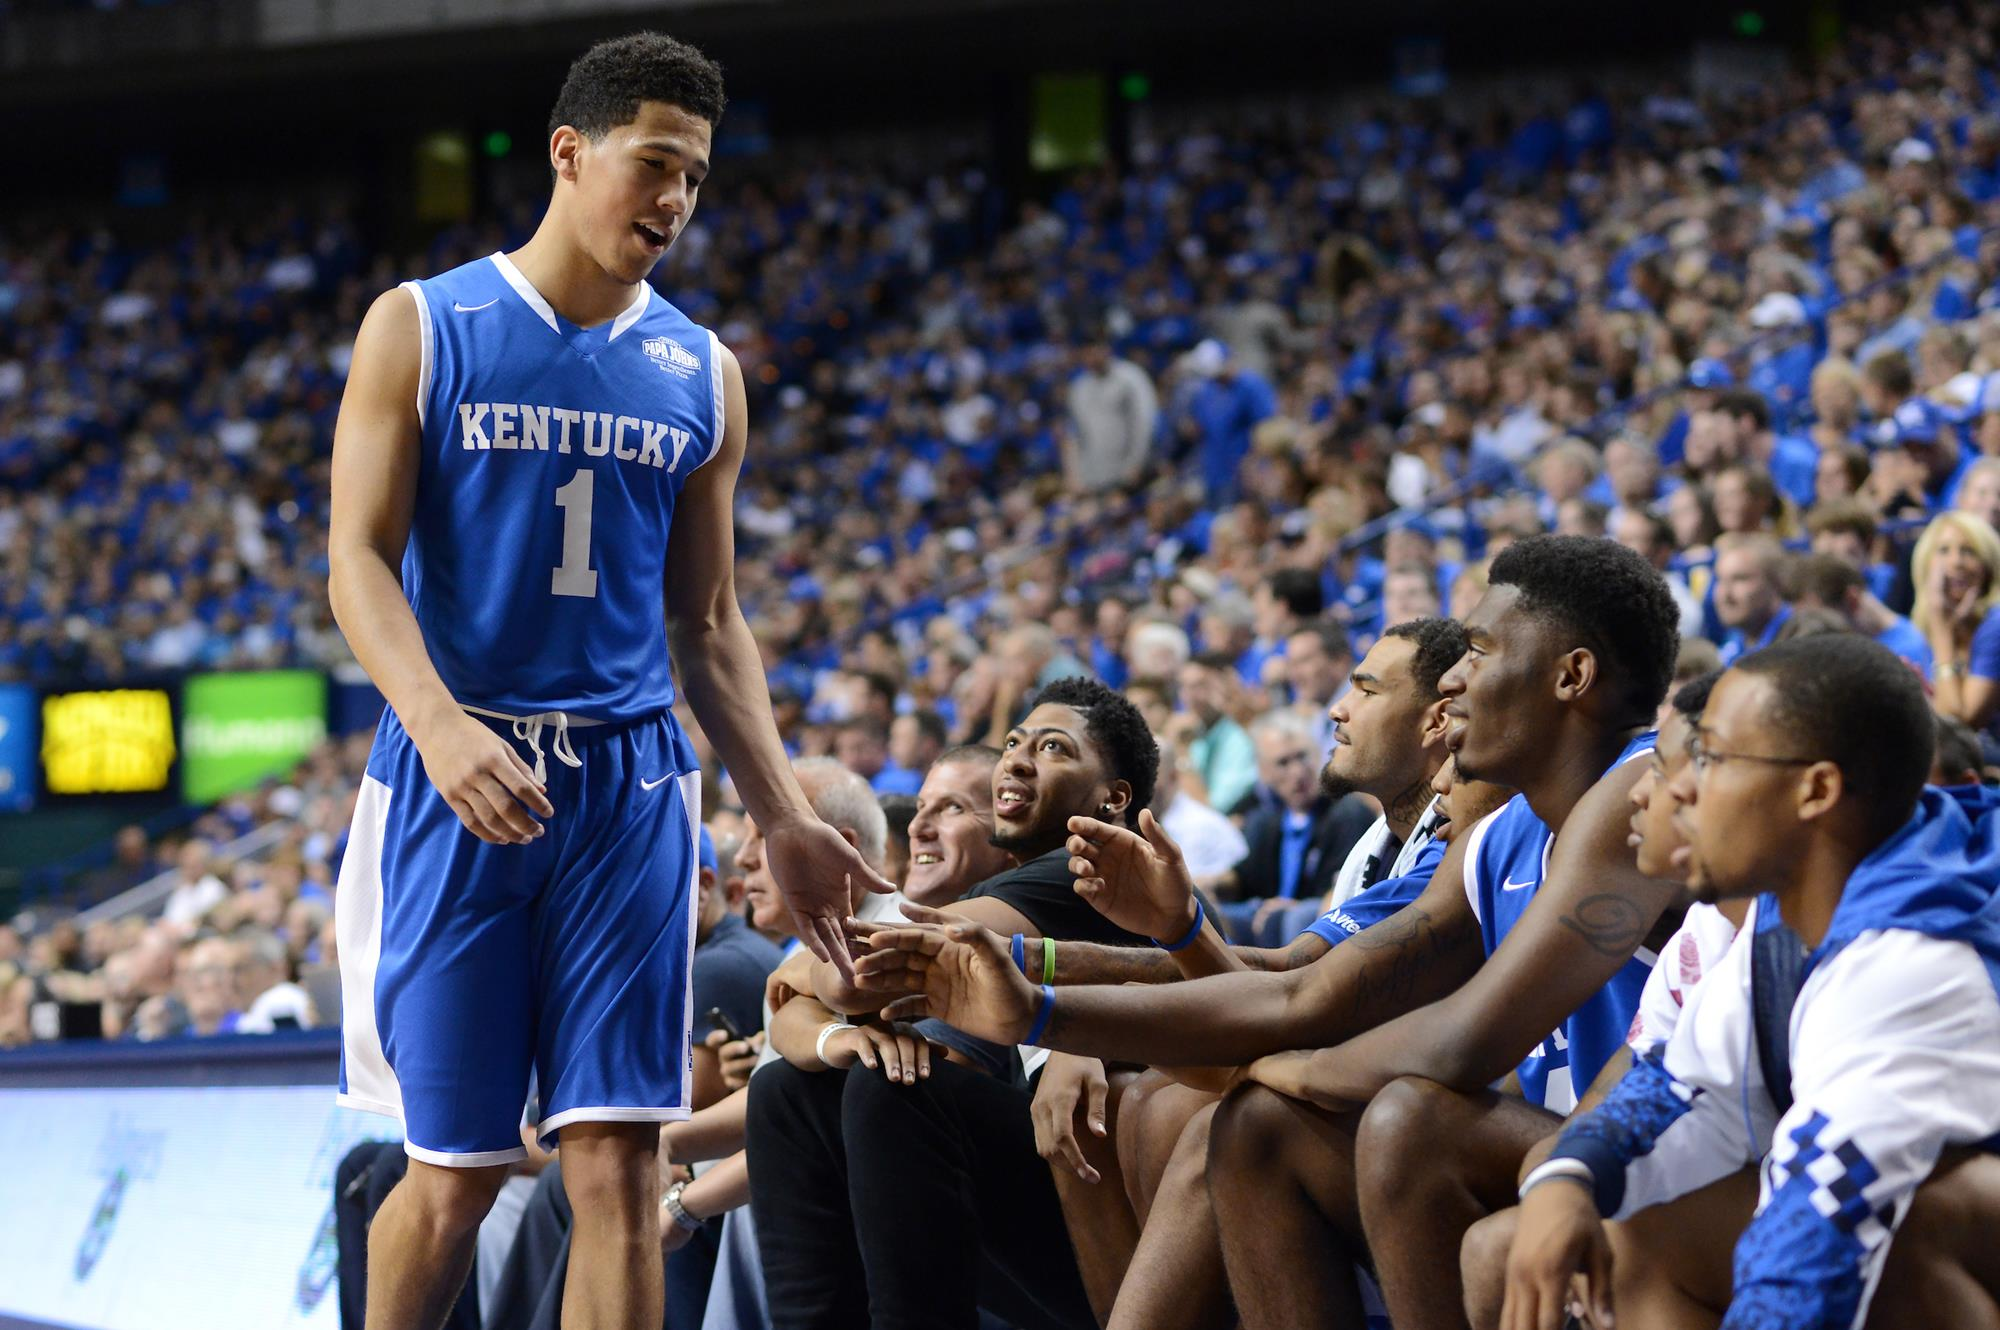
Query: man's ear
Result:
<box><xmin>1100</xmin><ymin>780</ymin><xmax>1134</xmax><ymax>822</ymax></box>
<box><xmin>1419</xmin><ymin>697</ymin><xmax>1451</xmax><ymax>749</ymax></box>
<box><xmin>1794</xmin><ymin>761</ymin><xmax>1845</xmax><ymax>825</ymax></box>
<box><xmin>550</xmin><ymin>126</ymin><xmax>583</xmax><ymax>183</ymax></box>
<box><xmin>1553</xmin><ymin>647</ymin><xmax>1599</xmax><ymax>704</ymax></box>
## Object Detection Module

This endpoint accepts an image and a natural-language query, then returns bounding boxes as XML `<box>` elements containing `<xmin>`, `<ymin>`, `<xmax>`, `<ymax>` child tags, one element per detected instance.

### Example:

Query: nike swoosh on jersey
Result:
<box><xmin>1501</xmin><ymin>876</ymin><xmax>1538</xmax><ymax>892</ymax></box>
<box><xmin>453</xmin><ymin>298</ymin><xmax>500</xmax><ymax>313</ymax></box>
<box><xmin>640</xmin><ymin>774</ymin><xmax>674</xmax><ymax>791</ymax></box>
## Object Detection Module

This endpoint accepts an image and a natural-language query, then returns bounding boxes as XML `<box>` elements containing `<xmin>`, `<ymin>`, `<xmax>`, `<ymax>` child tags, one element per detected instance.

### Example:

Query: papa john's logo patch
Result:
<box><xmin>643</xmin><ymin>336</ymin><xmax>702</xmax><ymax>379</ymax></box>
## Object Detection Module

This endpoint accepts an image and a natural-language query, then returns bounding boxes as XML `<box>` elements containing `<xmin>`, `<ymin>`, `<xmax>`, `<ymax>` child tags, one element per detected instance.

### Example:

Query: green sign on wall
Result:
<box><xmin>181</xmin><ymin>671</ymin><xmax>328</xmax><ymax>804</ymax></box>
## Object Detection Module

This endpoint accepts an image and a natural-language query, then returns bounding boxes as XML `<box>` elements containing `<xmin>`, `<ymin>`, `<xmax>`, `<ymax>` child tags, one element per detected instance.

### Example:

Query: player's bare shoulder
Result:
<box><xmin>339</xmin><ymin>286</ymin><xmax>424</xmax><ymax>426</ymax></box>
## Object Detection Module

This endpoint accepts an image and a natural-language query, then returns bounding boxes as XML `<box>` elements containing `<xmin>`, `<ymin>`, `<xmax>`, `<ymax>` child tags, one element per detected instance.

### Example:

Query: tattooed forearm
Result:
<box><xmin>1559</xmin><ymin>893</ymin><xmax>1648</xmax><ymax>958</ymax></box>
<box><xmin>1054</xmin><ymin>941</ymin><xmax>1181</xmax><ymax>985</ymax></box>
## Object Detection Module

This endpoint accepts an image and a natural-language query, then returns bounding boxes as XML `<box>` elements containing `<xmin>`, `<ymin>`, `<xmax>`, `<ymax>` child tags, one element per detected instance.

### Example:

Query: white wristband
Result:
<box><xmin>815</xmin><ymin>1021</ymin><xmax>858</xmax><ymax>1066</ymax></box>
<box><xmin>1518</xmin><ymin>1157</ymin><xmax>1599</xmax><ymax>1203</ymax></box>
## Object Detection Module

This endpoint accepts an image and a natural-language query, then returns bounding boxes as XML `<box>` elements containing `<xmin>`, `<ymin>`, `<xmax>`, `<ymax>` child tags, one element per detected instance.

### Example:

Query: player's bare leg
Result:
<box><xmin>1867</xmin><ymin>1150</ymin><xmax>2000</xmax><ymax>1330</ymax></box>
<box><xmin>1115</xmin><ymin>1071</ymin><xmax>1216</xmax><ymax>1222</ymax></box>
<box><xmin>1598</xmin><ymin>1168</ymin><xmax>1756</xmax><ymax>1329</ymax></box>
<box><xmin>1460</xmin><ymin>1205</ymin><xmax>1519</xmax><ymax>1329</ymax></box>
<box><xmin>1052</xmin><ymin>1068</ymin><xmax>1143</xmax><ymax>1325</ymax></box>
<box><xmin>558</xmin><ymin>1121</ymin><xmax>665</xmax><ymax>1330</ymax></box>
<box><xmin>1355</xmin><ymin>1076</ymin><xmax>1559</xmax><ymax>1329</ymax></box>
<box><xmin>1208</xmin><ymin>1083</ymin><xmax>1370</xmax><ymax>1329</ymax></box>
<box><xmin>364</xmin><ymin>1160</ymin><xmax>510</xmax><ymax>1330</ymax></box>
<box><xmin>1108</xmin><ymin>1100</ymin><xmax>1234</xmax><ymax>1330</ymax></box>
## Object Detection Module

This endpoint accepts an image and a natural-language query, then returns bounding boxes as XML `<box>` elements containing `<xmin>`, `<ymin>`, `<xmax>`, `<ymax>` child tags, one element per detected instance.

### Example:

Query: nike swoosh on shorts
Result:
<box><xmin>1501</xmin><ymin>877</ymin><xmax>1537</xmax><ymax>891</ymax></box>
<box><xmin>640</xmin><ymin>774</ymin><xmax>673</xmax><ymax>791</ymax></box>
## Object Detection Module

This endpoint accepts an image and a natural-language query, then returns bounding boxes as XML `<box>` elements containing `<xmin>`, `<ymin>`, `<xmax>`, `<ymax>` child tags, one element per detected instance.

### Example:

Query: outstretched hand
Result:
<box><xmin>764</xmin><ymin>817</ymin><xmax>896</xmax><ymax>982</ymax></box>
<box><xmin>847</xmin><ymin>902</ymin><xmax>1039</xmax><ymax>1044</ymax></box>
<box><xmin>1066</xmin><ymin>809</ymin><xmax>1199</xmax><ymax>942</ymax></box>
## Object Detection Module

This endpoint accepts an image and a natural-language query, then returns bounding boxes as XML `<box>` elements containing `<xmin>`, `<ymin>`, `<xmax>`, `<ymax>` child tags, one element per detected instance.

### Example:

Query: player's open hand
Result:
<box><xmin>1503</xmin><ymin>1177</ymin><xmax>1615</xmax><ymax>1330</ymax></box>
<box><xmin>1067</xmin><ymin>809</ymin><xmax>1199</xmax><ymax>942</ymax></box>
<box><xmin>849</xmin><ymin>903</ymin><xmax>1038</xmax><ymax>1044</ymax></box>
<box><xmin>1032</xmin><ymin>1052</ymin><xmax>1110</xmax><ymax>1182</ymax></box>
<box><xmin>763</xmin><ymin>816</ymin><xmax>896</xmax><ymax>982</ymax></box>
<box><xmin>416</xmin><ymin>712</ymin><xmax>553</xmax><ymax>845</ymax></box>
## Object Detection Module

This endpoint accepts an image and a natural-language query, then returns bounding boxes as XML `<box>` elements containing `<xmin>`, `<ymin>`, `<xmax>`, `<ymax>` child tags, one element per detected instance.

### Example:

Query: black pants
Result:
<box><xmin>334</xmin><ymin>1141</ymin><xmax>480</xmax><ymax>1330</ymax></box>
<box><xmin>745</xmin><ymin>1058</ymin><xmax>1096</xmax><ymax>1330</ymax></box>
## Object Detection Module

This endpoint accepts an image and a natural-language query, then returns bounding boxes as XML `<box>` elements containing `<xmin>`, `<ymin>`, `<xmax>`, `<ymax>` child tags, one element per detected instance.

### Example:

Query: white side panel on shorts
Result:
<box><xmin>333</xmin><ymin>774</ymin><xmax>404</xmax><ymax>1122</ymax></box>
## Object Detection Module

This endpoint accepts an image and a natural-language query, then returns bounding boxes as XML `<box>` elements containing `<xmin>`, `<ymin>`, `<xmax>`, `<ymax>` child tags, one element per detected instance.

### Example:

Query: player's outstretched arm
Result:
<box><xmin>328</xmin><ymin>288</ymin><xmax>553</xmax><ymax>846</ymax></box>
<box><xmin>667</xmin><ymin>343</ymin><xmax>893</xmax><ymax>977</ymax></box>
<box><xmin>1255</xmin><ymin>759</ymin><xmax>1678</xmax><ymax>1111</ymax></box>
<box><xmin>856</xmin><ymin>838</ymin><xmax>1482</xmax><ymax>1067</ymax></box>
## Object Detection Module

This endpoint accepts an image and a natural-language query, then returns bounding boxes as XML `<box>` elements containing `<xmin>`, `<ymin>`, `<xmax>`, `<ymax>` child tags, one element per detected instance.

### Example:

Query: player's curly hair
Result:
<box><xmin>1488</xmin><ymin>535</ymin><xmax>1680</xmax><ymax>719</ymax></box>
<box><xmin>549</xmin><ymin>32</ymin><xmax>726</xmax><ymax>141</ymax></box>
<box><xmin>1032</xmin><ymin>677</ymin><xmax>1159</xmax><ymax>826</ymax></box>
<box><xmin>1381</xmin><ymin>616</ymin><xmax>1470</xmax><ymax>699</ymax></box>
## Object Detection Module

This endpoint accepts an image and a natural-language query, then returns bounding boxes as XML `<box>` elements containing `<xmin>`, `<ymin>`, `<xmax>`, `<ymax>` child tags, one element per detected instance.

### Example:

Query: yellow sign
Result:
<box><xmin>41</xmin><ymin>690</ymin><xmax>176</xmax><ymax>794</ymax></box>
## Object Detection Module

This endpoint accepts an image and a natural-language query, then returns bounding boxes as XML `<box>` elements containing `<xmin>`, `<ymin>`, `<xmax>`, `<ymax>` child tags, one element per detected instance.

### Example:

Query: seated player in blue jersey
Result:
<box><xmin>1443</xmin><ymin>667</ymin><xmax>1739</xmax><ymax>1327</ymax></box>
<box><xmin>1505</xmin><ymin>636</ymin><xmax>2000</xmax><ymax>1330</ymax></box>
<box><xmin>854</xmin><ymin>536</ymin><xmax>1687</xmax><ymax>1330</ymax></box>
<box><xmin>325</xmin><ymin>33</ymin><xmax>891</xmax><ymax>1330</ymax></box>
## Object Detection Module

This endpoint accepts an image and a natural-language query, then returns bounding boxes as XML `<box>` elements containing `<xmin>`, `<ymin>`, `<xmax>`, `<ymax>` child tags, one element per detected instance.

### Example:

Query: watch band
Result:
<box><xmin>663</xmin><ymin>1180</ymin><xmax>704</xmax><ymax>1232</ymax></box>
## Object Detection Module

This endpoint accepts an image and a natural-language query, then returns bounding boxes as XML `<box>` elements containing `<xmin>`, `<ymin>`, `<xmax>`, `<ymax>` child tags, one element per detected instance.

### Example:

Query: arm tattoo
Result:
<box><xmin>1344</xmin><ymin>905</ymin><xmax>1448</xmax><ymax>1018</ymax></box>
<box><xmin>1055</xmin><ymin>941</ymin><xmax>1181</xmax><ymax>985</ymax></box>
<box><xmin>1558</xmin><ymin>893</ymin><xmax>1648</xmax><ymax>958</ymax></box>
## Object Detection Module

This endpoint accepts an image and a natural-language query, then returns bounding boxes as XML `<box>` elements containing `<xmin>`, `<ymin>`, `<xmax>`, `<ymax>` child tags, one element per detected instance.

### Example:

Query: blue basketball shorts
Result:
<box><xmin>335</xmin><ymin>705</ymin><xmax>701</xmax><ymax>1166</ymax></box>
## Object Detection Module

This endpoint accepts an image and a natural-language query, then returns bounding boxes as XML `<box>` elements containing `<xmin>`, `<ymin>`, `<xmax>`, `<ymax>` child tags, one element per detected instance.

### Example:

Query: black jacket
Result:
<box><xmin>1230</xmin><ymin>794</ymin><xmax>1378</xmax><ymax>902</ymax></box>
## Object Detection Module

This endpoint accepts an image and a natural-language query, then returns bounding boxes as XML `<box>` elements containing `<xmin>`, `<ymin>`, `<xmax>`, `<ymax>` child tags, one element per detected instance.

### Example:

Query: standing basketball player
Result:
<box><xmin>326</xmin><ymin>34</ymin><xmax>889</xmax><ymax>1330</ymax></box>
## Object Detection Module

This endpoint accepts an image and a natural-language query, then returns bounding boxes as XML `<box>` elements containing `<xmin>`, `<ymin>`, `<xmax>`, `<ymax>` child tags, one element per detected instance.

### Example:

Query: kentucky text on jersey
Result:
<box><xmin>454</xmin><ymin>402</ymin><xmax>696</xmax><ymax>471</ymax></box>
<box><xmin>396</xmin><ymin>250</ymin><xmax>726</xmax><ymax>722</ymax></box>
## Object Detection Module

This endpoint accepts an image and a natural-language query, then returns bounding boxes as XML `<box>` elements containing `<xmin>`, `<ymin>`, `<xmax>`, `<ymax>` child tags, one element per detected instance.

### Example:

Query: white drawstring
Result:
<box><xmin>510</xmin><ymin>712</ymin><xmax>583</xmax><ymax>785</ymax></box>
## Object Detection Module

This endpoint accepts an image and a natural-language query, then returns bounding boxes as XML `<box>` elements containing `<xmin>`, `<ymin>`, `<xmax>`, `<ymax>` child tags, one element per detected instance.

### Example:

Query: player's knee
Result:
<box><xmin>556</xmin><ymin>1122</ymin><xmax>660</xmax><ymax>1218</ymax></box>
<box><xmin>1355</xmin><ymin>1075</ymin><xmax>1460</xmax><ymax>1191</ymax></box>
<box><xmin>1207</xmin><ymin>1082</ymin><xmax>1296</xmax><ymax>1190</ymax></box>
<box><xmin>1898</xmin><ymin>1150</ymin><xmax>2000</xmax><ymax>1251</ymax></box>
<box><xmin>1460</xmin><ymin>1208</ymin><xmax>1518</xmax><ymax>1330</ymax></box>
<box><xmin>838</xmin><ymin>1054</ymin><xmax>930</xmax><ymax>1147</ymax></box>
<box><xmin>399</xmin><ymin>1158</ymin><xmax>510</xmax><ymax>1238</ymax></box>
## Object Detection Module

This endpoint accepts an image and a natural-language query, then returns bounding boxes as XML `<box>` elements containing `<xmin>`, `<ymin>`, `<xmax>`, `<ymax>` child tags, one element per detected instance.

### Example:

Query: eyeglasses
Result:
<box><xmin>1686</xmin><ymin>733</ymin><xmax>1819</xmax><ymax>777</ymax></box>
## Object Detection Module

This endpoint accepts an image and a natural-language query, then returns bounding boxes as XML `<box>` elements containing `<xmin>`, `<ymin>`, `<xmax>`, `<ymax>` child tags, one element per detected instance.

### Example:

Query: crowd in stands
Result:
<box><xmin>6</xmin><ymin>4</ymin><xmax>2000</xmax><ymax>1328</ymax></box>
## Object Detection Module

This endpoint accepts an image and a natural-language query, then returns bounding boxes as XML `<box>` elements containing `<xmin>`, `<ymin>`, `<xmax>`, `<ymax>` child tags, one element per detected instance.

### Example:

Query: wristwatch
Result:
<box><xmin>663</xmin><ymin>1179</ymin><xmax>704</xmax><ymax>1232</ymax></box>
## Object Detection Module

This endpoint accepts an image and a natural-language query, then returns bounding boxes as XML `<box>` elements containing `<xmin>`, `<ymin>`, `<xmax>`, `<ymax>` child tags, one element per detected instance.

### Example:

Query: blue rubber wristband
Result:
<box><xmin>1153</xmin><ymin>897</ymin><xmax>1207</xmax><ymax>953</ymax></box>
<box><xmin>1011</xmin><ymin>933</ymin><xmax>1027</xmax><ymax>978</ymax></box>
<box><xmin>1024</xmin><ymin>984</ymin><xmax>1056</xmax><ymax>1047</ymax></box>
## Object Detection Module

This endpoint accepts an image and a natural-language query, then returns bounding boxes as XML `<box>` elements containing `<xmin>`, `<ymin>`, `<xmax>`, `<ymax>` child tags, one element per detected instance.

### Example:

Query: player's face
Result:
<box><xmin>1323</xmin><ymin>635</ymin><xmax>1427</xmax><ymax>802</ymax></box>
<box><xmin>1629</xmin><ymin>710</ymin><xmax>1694</xmax><ymax>881</ymax></box>
<box><xmin>567</xmin><ymin>100</ymin><xmax>712</xmax><ymax>283</ymax></box>
<box><xmin>1437</xmin><ymin>585</ymin><xmax>1559</xmax><ymax>788</ymax></box>
<box><xmin>992</xmin><ymin>704</ymin><xmax>1128</xmax><ymax>858</ymax></box>
<box><xmin>1435</xmin><ymin>755</ymin><xmax>1513</xmax><ymax>845</ymax></box>
<box><xmin>904</xmin><ymin>759</ymin><xmax>1012</xmax><ymax>908</ymax></box>
<box><xmin>1672</xmin><ymin>672</ymin><xmax>1811</xmax><ymax>902</ymax></box>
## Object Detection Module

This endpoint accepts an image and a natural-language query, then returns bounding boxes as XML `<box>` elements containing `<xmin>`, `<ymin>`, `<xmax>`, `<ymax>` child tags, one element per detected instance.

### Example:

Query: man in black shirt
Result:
<box><xmin>747</xmin><ymin>678</ymin><xmax>1158</xmax><ymax>1330</ymax></box>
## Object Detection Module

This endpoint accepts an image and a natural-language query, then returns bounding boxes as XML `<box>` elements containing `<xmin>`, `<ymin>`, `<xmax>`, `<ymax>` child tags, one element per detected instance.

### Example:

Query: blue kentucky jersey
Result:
<box><xmin>1462</xmin><ymin>732</ymin><xmax>1658</xmax><ymax>1111</ymax></box>
<box><xmin>400</xmin><ymin>252</ymin><xmax>725</xmax><ymax>722</ymax></box>
<box><xmin>1302</xmin><ymin>835</ymin><xmax>1449</xmax><ymax>948</ymax></box>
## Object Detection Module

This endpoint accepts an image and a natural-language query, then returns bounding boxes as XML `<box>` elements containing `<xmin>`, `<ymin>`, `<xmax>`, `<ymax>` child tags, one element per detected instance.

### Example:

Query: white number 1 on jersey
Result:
<box><xmin>551</xmin><ymin>470</ymin><xmax>598</xmax><ymax>598</ymax></box>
